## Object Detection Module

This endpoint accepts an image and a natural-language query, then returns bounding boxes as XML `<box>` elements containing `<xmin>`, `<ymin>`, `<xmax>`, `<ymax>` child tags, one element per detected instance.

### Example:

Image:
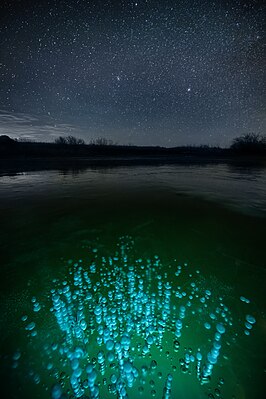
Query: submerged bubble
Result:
<box><xmin>216</xmin><ymin>323</ymin><xmax>225</xmax><ymax>334</ymax></box>
<box><xmin>14</xmin><ymin>237</ymin><xmax>257</xmax><ymax>398</ymax></box>
<box><xmin>25</xmin><ymin>322</ymin><xmax>35</xmax><ymax>331</ymax></box>
<box><xmin>245</xmin><ymin>315</ymin><xmax>256</xmax><ymax>324</ymax></box>
<box><xmin>240</xmin><ymin>296</ymin><xmax>250</xmax><ymax>304</ymax></box>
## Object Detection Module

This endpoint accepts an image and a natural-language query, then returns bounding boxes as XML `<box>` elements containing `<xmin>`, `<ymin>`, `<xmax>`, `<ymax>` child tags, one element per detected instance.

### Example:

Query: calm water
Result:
<box><xmin>0</xmin><ymin>163</ymin><xmax>265</xmax><ymax>399</ymax></box>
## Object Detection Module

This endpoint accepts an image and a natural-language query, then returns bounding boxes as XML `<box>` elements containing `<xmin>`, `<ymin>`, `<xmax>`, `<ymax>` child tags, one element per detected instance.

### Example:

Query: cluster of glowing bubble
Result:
<box><xmin>13</xmin><ymin>236</ymin><xmax>256</xmax><ymax>398</ymax></box>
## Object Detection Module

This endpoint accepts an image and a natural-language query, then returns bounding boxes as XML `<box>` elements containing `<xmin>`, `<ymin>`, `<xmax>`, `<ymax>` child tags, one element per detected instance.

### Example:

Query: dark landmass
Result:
<box><xmin>0</xmin><ymin>135</ymin><xmax>265</xmax><ymax>174</ymax></box>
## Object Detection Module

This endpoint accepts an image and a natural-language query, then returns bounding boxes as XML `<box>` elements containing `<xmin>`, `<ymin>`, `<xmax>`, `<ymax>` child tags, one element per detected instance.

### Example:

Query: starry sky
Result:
<box><xmin>0</xmin><ymin>0</ymin><xmax>265</xmax><ymax>146</ymax></box>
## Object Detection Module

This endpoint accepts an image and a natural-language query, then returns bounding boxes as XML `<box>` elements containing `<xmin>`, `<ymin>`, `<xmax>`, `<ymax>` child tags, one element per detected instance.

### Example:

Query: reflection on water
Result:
<box><xmin>0</xmin><ymin>164</ymin><xmax>265</xmax><ymax>399</ymax></box>
<box><xmin>1</xmin><ymin>164</ymin><xmax>266</xmax><ymax>217</ymax></box>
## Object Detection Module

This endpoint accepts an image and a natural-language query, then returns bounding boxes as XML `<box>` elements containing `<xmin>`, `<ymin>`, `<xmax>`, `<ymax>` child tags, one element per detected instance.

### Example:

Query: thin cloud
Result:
<box><xmin>0</xmin><ymin>110</ymin><xmax>86</xmax><ymax>142</ymax></box>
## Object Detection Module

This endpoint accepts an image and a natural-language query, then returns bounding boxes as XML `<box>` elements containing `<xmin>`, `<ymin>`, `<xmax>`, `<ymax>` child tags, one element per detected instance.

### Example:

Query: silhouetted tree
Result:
<box><xmin>16</xmin><ymin>137</ymin><xmax>35</xmax><ymax>142</ymax></box>
<box><xmin>90</xmin><ymin>137</ymin><xmax>117</xmax><ymax>146</ymax></box>
<box><xmin>55</xmin><ymin>136</ymin><xmax>85</xmax><ymax>145</ymax></box>
<box><xmin>55</xmin><ymin>136</ymin><xmax>67</xmax><ymax>145</ymax></box>
<box><xmin>230</xmin><ymin>133</ymin><xmax>266</xmax><ymax>154</ymax></box>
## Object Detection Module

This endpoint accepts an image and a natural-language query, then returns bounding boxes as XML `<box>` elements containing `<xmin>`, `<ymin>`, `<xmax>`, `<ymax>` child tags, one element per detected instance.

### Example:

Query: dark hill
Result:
<box><xmin>0</xmin><ymin>135</ymin><xmax>17</xmax><ymax>145</ymax></box>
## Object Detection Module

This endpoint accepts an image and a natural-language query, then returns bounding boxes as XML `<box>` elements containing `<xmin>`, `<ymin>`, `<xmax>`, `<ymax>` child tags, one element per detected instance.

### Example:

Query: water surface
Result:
<box><xmin>0</xmin><ymin>163</ymin><xmax>265</xmax><ymax>399</ymax></box>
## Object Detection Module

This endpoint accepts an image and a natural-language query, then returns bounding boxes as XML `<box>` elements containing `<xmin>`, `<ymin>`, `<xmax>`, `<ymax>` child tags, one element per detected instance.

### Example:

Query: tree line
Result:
<box><xmin>53</xmin><ymin>133</ymin><xmax>266</xmax><ymax>154</ymax></box>
<box><xmin>54</xmin><ymin>136</ymin><xmax>117</xmax><ymax>146</ymax></box>
<box><xmin>0</xmin><ymin>133</ymin><xmax>265</xmax><ymax>155</ymax></box>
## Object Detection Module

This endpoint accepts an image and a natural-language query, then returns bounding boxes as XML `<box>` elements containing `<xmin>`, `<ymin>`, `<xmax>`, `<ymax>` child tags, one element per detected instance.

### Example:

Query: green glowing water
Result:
<box><xmin>0</xmin><ymin>164</ymin><xmax>265</xmax><ymax>399</ymax></box>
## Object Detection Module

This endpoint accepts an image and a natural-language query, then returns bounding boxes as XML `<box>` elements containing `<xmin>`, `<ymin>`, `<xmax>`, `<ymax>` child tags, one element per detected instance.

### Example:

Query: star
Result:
<box><xmin>0</xmin><ymin>0</ymin><xmax>264</xmax><ymax>146</ymax></box>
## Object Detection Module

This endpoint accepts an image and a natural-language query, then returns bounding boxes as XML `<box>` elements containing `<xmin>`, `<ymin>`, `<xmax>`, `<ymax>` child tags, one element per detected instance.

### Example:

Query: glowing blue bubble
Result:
<box><xmin>196</xmin><ymin>352</ymin><xmax>202</xmax><ymax>361</ymax></box>
<box><xmin>51</xmin><ymin>384</ymin><xmax>62</xmax><ymax>399</ymax></box>
<box><xmin>47</xmin><ymin>363</ymin><xmax>53</xmax><ymax>370</ymax></box>
<box><xmin>204</xmin><ymin>322</ymin><xmax>211</xmax><ymax>330</ymax></box>
<box><xmin>240</xmin><ymin>296</ymin><xmax>250</xmax><ymax>303</ymax></box>
<box><xmin>115</xmin><ymin>342</ymin><xmax>122</xmax><ymax>353</ymax></box>
<box><xmin>142</xmin><ymin>345</ymin><xmax>149</xmax><ymax>355</ymax></box>
<box><xmin>87</xmin><ymin>370</ymin><xmax>97</xmax><ymax>382</ymax></box>
<box><xmin>73</xmin><ymin>368</ymin><xmax>82</xmax><ymax>378</ymax></box>
<box><xmin>245</xmin><ymin>322</ymin><xmax>253</xmax><ymax>330</ymax></box>
<box><xmin>214</xmin><ymin>332</ymin><xmax>221</xmax><ymax>341</ymax></box>
<box><xmin>121</xmin><ymin>334</ymin><xmax>131</xmax><ymax>347</ymax></box>
<box><xmin>146</xmin><ymin>335</ymin><xmax>154</xmax><ymax>345</ymax></box>
<box><xmin>216</xmin><ymin>323</ymin><xmax>225</xmax><ymax>334</ymax></box>
<box><xmin>97</xmin><ymin>352</ymin><xmax>105</xmax><ymax>366</ymax></box>
<box><xmin>124</xmin><ymin>361</ymin><xmax>132</xmax><ymax>374</ymax></box>
<box><xmin>25</xmin><ymin>322</ymin><xmax>35</xmax><ymax>331</ymax></box>
<box><xmin>71</xmin><ymin>358</ymin><xmax>79</xmax><ymax>370</ymax></box>
<box><xmin>53</xmin><ymin>295</ymin><xmax>60</xmax><ymax>303</ymax></box>
<box><xmin>12</xmin><ymin>361</ymin><xmax>18</xmax><ymax>369</ymax></box>
<box><xmin>245</xmin><ymin>315</ymin><xmax>256</xmax><ymax>324</ymax></box>
<box><xmin>175</xmin><ymin>320</ymin><xmax>182</xmax><ymax>329</ymax></box>
<box><xmin>211</xmin><ymin>348</ymin><xmax>219</xmax><ymax>357</ymax></box>
<box><xmin>106</xmin><ymin>339</ymin><xmax>114</xmax><ymax>351</ymax></box>
<box><xmin>13</xmin><ymin>351</ymin><xmax>21</xmax><ymax>361</ymax></box>
<box><xmin>70</xmin><ymin>374</ymin><xmax>78</xmax><ymax>386</ymax></box>
<box><xmin>213</xmin><ymin>341</ymin><xmax>221</xmax><ymax>350</ymax></box>
<box><xmin>80</xmin><ymin>320</ymin><xmax>87</xmax><ymax>331</ymax></box>
<box><xmin>94</xmin><ymin>305</ymin><xmax>102</xmax><ymax>316</ymax></box>
<box><xmin>74</xmin><ymin>347</ymin><xmax>84</xmax><ymax>358</ymax></box>
<box><xmin>33</xmin><ymin>303</ymin><xmax>41</xmax><ymax>312</ymax></box>
<box><xmin>86</xmin><ymin>364</ymin><xmax>93</xmax><ymax>374</ymax></box>
<box><xmin>107</xmin><ymin>352</ymin><xmax>115</xmax><ymax>362</ymax></box>
<box><xmin>207</xmin><ymin>353</ymin><xmax>217</xmax><ymax>365</ymax></box>
<box><xmin>98</xmin><ymin>326</ymin><xmax>104</xmax><ymax>336</ymax></box>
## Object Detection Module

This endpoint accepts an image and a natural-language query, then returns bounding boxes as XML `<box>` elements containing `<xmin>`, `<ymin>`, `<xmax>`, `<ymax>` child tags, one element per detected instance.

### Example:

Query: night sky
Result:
<box><xmin>0</xmin><ymin>0</ymin><xmax>265</xmax><ymax>146</ymax></box>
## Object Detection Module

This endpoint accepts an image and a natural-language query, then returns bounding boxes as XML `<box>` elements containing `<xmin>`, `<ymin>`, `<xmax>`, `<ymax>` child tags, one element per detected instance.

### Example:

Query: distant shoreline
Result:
<box><xmin>0</xmin><ymin>135</ymin><xmax>265</xmax><ymax>173</ymax></box>
<box><xmin>1</xmin><ymin>154</ymin><xmax>265</xmax><ymax>175</ymax></box>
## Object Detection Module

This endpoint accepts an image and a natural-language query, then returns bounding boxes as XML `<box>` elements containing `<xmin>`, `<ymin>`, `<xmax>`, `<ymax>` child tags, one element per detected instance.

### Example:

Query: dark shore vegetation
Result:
<box><xmin>0</xmin><ymin>134</ymin><xmax>265</xmax><ymax>170</ymax></box>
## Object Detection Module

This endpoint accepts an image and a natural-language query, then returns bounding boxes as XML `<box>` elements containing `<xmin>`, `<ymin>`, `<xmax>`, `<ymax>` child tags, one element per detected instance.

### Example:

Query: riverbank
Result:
<box><xmin>0</xmin><ymin>154</ymin><xmax>265</xmax><ymax>175</ymax></box>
